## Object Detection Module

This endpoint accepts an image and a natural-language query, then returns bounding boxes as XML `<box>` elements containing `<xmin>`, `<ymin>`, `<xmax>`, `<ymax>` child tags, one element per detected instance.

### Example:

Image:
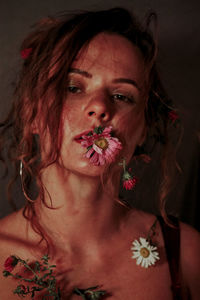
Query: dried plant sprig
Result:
<box><xmin>3</xmin><ymin>255</ymin><xmax>107</xmax><ymax>299</ymax></box>
<box><xmin>146</xmin><ymin>218</ymin><xmax>158</xmax><ymax>243</ymax></box>
<box><xmin>73</xmin><ymin>286</ymin><xmax>106</xmax><ymax>300</ymax></box>
<box><xmin>3</xmin><ymin>254</ymin><xmax>61</xmax><ymax>299</ymax></box>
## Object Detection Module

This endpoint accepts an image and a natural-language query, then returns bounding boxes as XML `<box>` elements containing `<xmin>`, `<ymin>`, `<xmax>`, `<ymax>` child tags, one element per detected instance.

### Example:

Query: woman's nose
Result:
<box><xmin>85</xmin><ymin>95</ymin><xmax>111</xmax><ymax>122</ymax></box>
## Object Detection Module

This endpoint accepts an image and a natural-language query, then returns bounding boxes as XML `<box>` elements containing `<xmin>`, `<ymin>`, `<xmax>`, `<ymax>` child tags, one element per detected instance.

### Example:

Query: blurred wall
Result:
<box><xmin>0</xmin><ymin>0</ymin><xmax>199</xmax><ymax>230</ymax></box>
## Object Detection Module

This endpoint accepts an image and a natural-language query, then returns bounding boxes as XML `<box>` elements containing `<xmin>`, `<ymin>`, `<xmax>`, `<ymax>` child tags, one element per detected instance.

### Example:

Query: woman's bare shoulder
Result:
<box><xmin>0</xmin><ymin>211</ymin><xmax>24</xmax><ymax>299</ymax></box>
<box><xmin>126</xmin><ymin>208</ymin><xmax>157</xmax><ymax>227</ymax></box>
<box><xmin>0</xmin><ymin>210</ymin><xmax>25</xmax><ymax>262</ymax></box>
<box><xmin>0</xmin><ymin>209</ymin><xmax>35</xmax><ymax>265</ymax></box>
<box><xmin>0</xmin><ymin>209</ymin><xmax>25</xmax><ymax>244</ymax></box>
<box><xmin>125</xmin><ymin>208</ymin><xmax>159</xmax><ymax>240</ymax></box>
<box><xmin>180</xmin><ymin>222</ymin><xmax>200</xmax><ymax>299</ymax></box>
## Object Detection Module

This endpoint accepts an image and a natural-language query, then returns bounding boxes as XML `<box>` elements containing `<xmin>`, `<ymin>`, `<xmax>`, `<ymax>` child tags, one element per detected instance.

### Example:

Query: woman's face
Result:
<box><xmin>58</xmin><ymin>33</ymin><xmax>148</xmax><ymax>176</ymax></box>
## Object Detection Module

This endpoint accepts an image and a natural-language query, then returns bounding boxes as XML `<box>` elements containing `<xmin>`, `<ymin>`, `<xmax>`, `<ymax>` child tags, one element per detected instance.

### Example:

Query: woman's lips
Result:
<box><xmin>74</xmin><ymin>130</ymin><xmax>93</xmax><ymax>143</ymax></box>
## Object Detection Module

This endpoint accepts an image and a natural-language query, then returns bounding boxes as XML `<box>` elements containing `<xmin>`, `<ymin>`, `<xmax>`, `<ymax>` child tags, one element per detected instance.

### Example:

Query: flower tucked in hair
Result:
<box><xmin>168</xmin><ymin>110</ymin><xmax>179</xmax><ymax>123</ymax></box>
<box><xmin>21</xmin><ymin>48</ymin><xmax>32</xmax><ymax>59</ymax></box>
<box><xmin>4</xmin><ymin>255</ymin><xmax>19</xmax><ymax>273</ymax></box>
<box><xmin>81</xmin><ymin>126</ymin><xmax>122</xmax><ymax>166</ymax></box>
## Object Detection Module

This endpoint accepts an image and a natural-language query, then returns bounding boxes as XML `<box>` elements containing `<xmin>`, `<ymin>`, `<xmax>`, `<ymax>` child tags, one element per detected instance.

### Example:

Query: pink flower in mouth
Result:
<box><xmin>80</xmin><ymin>126</ymin><xmax>122</xmax><ymax>166</ymax></box>
<box><xmin>4</xmin><ymin>255</ymin><xmax>19</xmax><ymax>272</ymax></box>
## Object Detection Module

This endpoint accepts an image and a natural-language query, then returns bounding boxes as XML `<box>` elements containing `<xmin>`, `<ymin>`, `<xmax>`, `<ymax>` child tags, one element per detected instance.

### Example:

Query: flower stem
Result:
<box><xmin>122</xmin><ymin>158</ymin><xmax>126</xmax><ymax>172</ymax></box>
<box><xmin>146</xmin><ymin>218</ymin><xmax>158</xmax><ymax>242</ymax></box>
<box><xmin>18</xmin><ymin>258</ymin><xmax>40</xmax><ymax>280</ymax></box>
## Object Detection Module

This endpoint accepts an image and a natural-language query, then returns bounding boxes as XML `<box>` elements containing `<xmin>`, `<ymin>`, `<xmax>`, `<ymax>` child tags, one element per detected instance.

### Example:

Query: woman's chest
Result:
<box><xmin>53</xmin><ymin>248</ymin><xmax>173</xmax><ymax>300</ymax></box>
<box><xmin>0</xmin><ymin>218</ymin><xmax>174</xmax><ymax>300</ymax></box>
<box><xmin>0</xmin><ymin>249</ymin><xmax>174</xmax><ymax>300</ymax></box>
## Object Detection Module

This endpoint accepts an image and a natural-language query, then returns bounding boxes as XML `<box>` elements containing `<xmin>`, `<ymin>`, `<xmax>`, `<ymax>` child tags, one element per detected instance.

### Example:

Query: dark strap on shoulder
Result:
<box><xmin>157</xmin><ymin>215</ymin><xmax>182</xmax><ymax>300</ymax></box>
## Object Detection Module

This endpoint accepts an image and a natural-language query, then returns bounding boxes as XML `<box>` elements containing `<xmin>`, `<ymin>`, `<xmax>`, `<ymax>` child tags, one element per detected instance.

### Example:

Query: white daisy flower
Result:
<box><xmin>131</xmin><ymin>237</ymin><xmax>160</xmax><ymax>268</ymax></box>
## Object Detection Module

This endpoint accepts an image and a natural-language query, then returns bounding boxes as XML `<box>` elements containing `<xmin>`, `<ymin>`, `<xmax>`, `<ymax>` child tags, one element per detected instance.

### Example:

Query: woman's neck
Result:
<box><xmin>34</xmin><ymin>163</ymin><xmax>129</xmax><ymax>254</ymax></box>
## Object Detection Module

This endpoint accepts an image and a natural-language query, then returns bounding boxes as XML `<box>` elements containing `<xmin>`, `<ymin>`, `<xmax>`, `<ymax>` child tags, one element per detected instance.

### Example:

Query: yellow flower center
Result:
<box><xmin>140</xmin><ymin>247</ymin><xmax>150</xmax><ymax>258</ymax></box>
<box><xmin>95</xmin><ymin>138</ymin><xmax>108</xmax><ymax>150</ymax></box>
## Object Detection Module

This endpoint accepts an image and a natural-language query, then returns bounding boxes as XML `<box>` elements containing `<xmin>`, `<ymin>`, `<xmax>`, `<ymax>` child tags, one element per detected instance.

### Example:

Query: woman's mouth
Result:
<box><xmin>74</xmin><ymin>126</ymin><xmax>123</xmax><ymax>166</ymax></box>
<box><xmin>74</xmin><ymin>130</ymin><xmax>93</xmax><ymax>143</ymax></box>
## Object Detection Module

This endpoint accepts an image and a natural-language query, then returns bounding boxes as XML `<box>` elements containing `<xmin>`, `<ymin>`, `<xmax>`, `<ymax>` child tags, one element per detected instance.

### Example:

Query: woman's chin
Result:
<box><xmin>73</xmin><ymin>162</ymin><xmax>106</xmax><ymax>177</ymax></box>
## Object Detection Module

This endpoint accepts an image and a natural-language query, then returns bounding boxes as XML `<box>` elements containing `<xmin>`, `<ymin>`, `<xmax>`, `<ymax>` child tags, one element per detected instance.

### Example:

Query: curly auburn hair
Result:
<box><xmin>0</xmin><ymin>7</ymin><xmax>179</xmax><ymax>242</ymax></box>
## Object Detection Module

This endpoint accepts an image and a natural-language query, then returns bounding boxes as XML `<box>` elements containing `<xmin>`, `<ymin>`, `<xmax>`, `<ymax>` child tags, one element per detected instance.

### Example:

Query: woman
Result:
<box><xmin>0</xmin><ymin>7</ymin><xmax>199</xmax><ymax>300</ymax></box>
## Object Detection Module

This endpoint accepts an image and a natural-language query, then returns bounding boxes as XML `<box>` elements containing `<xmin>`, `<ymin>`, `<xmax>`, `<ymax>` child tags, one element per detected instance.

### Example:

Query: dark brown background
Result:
<box><xmin>0</xmin><ymin>0</ymin><xmax>199</xmax><ymax>230</ymax></box>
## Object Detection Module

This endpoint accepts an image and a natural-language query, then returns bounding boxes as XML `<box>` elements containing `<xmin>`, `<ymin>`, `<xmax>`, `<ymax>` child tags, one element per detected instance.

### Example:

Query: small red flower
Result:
<box><xmin>21</xmin><ymin>48</ymin><xmax>32</xmax><ymax>59</ymax></box>
<box><xmin>122</xmin><ymin>167</ymin><xmax>138</xmax><ymax>190</ymax></box>
<box><xmin>123</xmin><ymin>177</ymin><xmax>138</xmax><ymax>190</ymax></box>
<box><xmin>140</xmin><ymin>154</ymin><xmax>151</xmax><ymax>163</ymax></box>
<box><xmin>168</xmin><ymin>110</ymin><xmax>179</xmax><ymax>123</ymax></box>
<box><xmin>4</xmin><ymin>255</ymin><xmax>19</xmax><ymax>272</ymax></box>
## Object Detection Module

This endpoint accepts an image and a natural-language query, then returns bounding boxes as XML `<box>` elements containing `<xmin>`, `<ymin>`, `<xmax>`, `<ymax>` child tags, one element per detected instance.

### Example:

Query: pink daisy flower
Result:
<box><xmin>80</xmin><ymin>126</ymin><xmax>122</xmax><ymax>166</ymax></box>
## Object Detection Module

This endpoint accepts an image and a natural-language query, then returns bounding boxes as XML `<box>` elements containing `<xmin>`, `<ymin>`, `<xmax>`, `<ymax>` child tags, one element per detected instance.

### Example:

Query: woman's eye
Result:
<box><xmin>67</xmin><ymin>85</ymin><xmax>82</xmax><ymax>94</ymax></box>
<box><xmin>112</xmin><ymin>93</ymin><xmax>134</xmax><ymax>104</ymax></box>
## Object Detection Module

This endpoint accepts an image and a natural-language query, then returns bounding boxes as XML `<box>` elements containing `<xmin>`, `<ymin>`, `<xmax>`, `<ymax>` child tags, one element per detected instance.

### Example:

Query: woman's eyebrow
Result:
<box><xmin>69</xmin><ymin>68</ymin><xmax>92</xmax><ymax>78</ymax></box>
<box><xmin>69</xmin><ymin>68</ymin><xmax>140</xmax><ymax>91</ymax></box>
<box><xmin>112</xmin><ymin>78</ymin><xmax>141</xmax><ymax>91</ymax></box>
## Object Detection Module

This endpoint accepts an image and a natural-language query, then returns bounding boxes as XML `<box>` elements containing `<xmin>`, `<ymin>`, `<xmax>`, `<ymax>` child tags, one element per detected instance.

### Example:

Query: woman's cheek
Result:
<box><xmin>119</xmin><ymin>111</ymin><xmax>146</xmax><ymax>157</ymax></box>
<box><xmin>61</xmin><ymin>104</ymin><xmax>79</xmax><ymax>133</ymax></box>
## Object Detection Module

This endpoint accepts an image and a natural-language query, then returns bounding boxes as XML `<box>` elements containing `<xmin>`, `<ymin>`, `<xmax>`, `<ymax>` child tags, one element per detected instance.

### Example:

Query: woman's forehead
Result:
<box><xmin>71</xmin><ymin>33</ymin><xmax>146</xmax><ymax>82</ymax></box>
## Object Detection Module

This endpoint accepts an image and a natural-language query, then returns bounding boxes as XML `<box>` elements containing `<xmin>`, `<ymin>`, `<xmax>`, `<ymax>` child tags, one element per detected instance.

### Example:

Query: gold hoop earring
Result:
<box><xmin>19</xmin><ymin>160</ymin><xmax>34</xmax><ymax>203</ymax></box>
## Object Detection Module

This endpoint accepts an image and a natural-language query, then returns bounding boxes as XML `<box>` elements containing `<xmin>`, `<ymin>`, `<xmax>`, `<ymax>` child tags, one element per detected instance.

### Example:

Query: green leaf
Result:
<box><xmin>34</xmin><ymin>261</ymin><xmax>41</xmax><ymax>272</ymax></box>
<box><xmin>94</xmin><ymin>126</ymin><xmax>104</xmax><ymax>134</ymax></box>
<box><xmin>86</xmin><ymin>131</ymin><xmax>93</xmax><ymax>136</ymax></box>
<box><xmin>86</xmin><ymin>145</ymin><xmax>93</xmax><ymax>151</ymax></box>
<box><xmin>3</xmin><ymin>270</ymin><xmax>11</xmax><ymax>277</ymax></box>
<box><xmin>4</xmin><ymin>254</ymin><xmax>65</xmax><ymax>299</ymax></box>
<box><xmin>73</xmin><ymin>286</ymin><xmax>106</xmax><ymax>300</ymax></box>
<box><xmin>73</xmin><ymin>288</ymin><xmax>87</xmax><ymax>299</ymax></box>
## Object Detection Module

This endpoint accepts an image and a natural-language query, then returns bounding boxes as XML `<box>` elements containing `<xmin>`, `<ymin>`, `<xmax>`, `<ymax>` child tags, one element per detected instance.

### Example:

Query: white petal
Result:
<box><xmin>141</xmin><ymin>258</ymin><xmax>145</xmax><ymax>268</ymax></box>
<box><xmin>132</xmin><ymin>240</ymin><xmax>141</xmax><ymax>248</ymax></box>
<box><xmin>149</xmin><ymin>245</ymin><xmax>158</xmax><ymax>252</ymax></box>
<box><xmin>131</xmin><ymin>245</ymin><xmax>141</xmax><ymax>251</ymax></box>
<box><xmin>147</xmin><ymin>257</ymin><xmax>153</xmax><ymax>264</ymax></box>
<box><xmin>139</xmin><ymin>237</ymin><xmax>149</xmax><ymax>247</ymax></box>
<box><xmin>136</xmin><ymin>255</ymin><xmax>143</xmax><ymax>265</ymax></box>
<box><xmin>93</xmin><ymin>144</ymin><xmax>102</xmax><ymax>154</ymax></box>
<box><xmin>145</xmin><ymin>259</ymin><xmax>151</xmax><ymax>268</ymax></box>
<box><xmin>132</xmin><ymin>251</ymin><xmax>140</xmax><ymax>259</ymax></box>
<box><xmin>153</xmin><ymin>253</ymin><xmax>160</xmax><ymax>260</ymax></box>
